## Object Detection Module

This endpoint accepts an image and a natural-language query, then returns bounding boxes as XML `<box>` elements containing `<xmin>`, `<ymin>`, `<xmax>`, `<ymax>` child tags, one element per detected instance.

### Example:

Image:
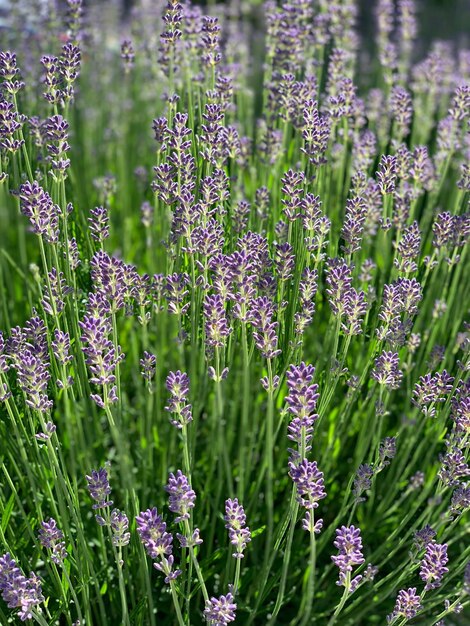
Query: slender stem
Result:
<box><xmin>183</xmin><ymin>519</ymin><xmax>209</xmax><ymax>603</ymax></box>
<box><xmin>169</xmin><ymin>580</ymin><xmax>186</xmax><ymax>626</ymax></box>
<box><xmin>327</xmin><ymin>571</ymin><xmax>351</xmax><ymax>626</ymax></box>
<box><xmin>265</xmin><ymin>358</ymin><xmax>275</xmax><ymax>560</ymax></box>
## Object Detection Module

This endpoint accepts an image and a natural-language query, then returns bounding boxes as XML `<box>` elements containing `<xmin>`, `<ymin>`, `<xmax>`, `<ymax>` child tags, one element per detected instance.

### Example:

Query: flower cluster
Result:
<box><xmin>0</xmin><ymin>553</ymin><xmax>44</xmax><ymax>621</ymax></box>
<box><xmin>331</xmin><ymin>525</ymin><xmax>365</xmax><ymax>592</ymax></box>
<box><xmin>224</xmin><ymin>499</ymin><xmax>251</xmax><ymax>559</ymax></box>
<box><xmin>165</xmin><ymin>370</ymin><xmax>192</xmax><ymax>428</ymax></box>
<box><xmin>136</xmin><ymin>508</ymin><xmax>181</xmax><ymax>584</ymax></box>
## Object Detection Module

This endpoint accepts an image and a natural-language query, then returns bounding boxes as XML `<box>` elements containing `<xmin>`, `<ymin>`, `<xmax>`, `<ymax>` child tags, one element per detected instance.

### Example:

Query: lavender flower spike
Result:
<box><xmin>38</xmin><ymin>518</ymin><xmax>67</xmax><ymax>564</ymax></box>
<box><xmin>136</xmin><ymin>507</ymin><xmax>181</xmax><ymax>584</ymax></box>
<box><xmin>165</xmin><ymin>470</ymin><xmax>196</xmax><ymax>523</ymax></box>
<box><xmin>419</xmin><ymin>541</ymin><xmax>449</xmax><ymax>590</ymax></box>
<box><xmin>110</xmin><ymin>509</ymin><xmax>131</xmax><ymax>547</ymax></box>
<box><xmin>0</xmin><ymin>553</ymin><xmax>44</xmax><ymax>621</ymax></box>
<box><xmin>165</xmin><ymin>370</ymin><xmax>193</xmax><ymax>428</ymax></box>
<box><xmin>85</xmin><ymin>467</ymin><xmax>113</xmax><ymax>510</ymax></box>
<box><xmin>289</xmin><ymin>459</ymin><xmax>326</xmax><ymax>512</ymax></box>
<box><xmin>331</xmin><ymin>525</ymin><xmax>365</xmax><ymax>592</ymax></box>
<box><xmin>224</xmin><ymin>498</ymin><xmax>251</xmax><ymax>559</ymax></box>
<box><xmin>204</xmin><ymin>591</ymin><xmax>237</xmax><ymax>626</ymax></box>
<box><xmin>387</xmin><ymin>587</ymin><xmax>421</xmax><ymax>623</ymax></box>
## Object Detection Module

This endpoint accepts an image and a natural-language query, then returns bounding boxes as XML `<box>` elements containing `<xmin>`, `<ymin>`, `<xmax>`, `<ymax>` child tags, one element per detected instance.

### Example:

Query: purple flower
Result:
<box><xmin>390</xmin><ymin>86</ymin><xmax>412</xmax><ymax>136</ymax></box>
<box><xmin>289</xmin><ymin>458</ymin><xmax>326</xmax><ymax>513</ymax></box>
<box><xmin>438</xmin><ymin>447</ymin><xmax>470</xmax><ymax>486</ymax></box>
<box><xmin>121</xmin><ymin>40</ymin><xmax>135</xmax><ymax>73</ymax></box>
<box><xmin>52</xmin><ymin>330</ymin><xmax>73</xmax><ymax>367</ymax></box>
<box><xmin>67</xmin><ymin>237</ymin><xmax>80</xmax><ymax>270</ymax></box>
<box><xmin>331</xmin><ymin>525</ymin><xmax>365</xmax><ymax>590</ymax></box>
<box><xmin>79</xmin><ymin>292</ymin><xmax>124</xmax><ymax>405</ymax></box>
<box><xmin>294</xmin><ymin>269</ymin><xmax>318</xmax><ymax>335</ymax></box>
<box><xmin>387</xmin><ymin>588</ymin><xmax>421</xmax><ymax>623</ymax></box>
<box><xmin>204</xmin><ymin>294</ymin><xmax>232</xmax><ymax>348</ymax></box>
<box><xmin>301</xmin><ymin>100</ymin><xmax>331</xmax><ymax>166</ymax></box>
<box><xmin>86</xmin><ymin>467</ymin><xmax>113</xmax><ymax>510</ymax></box>
<box><xmin>413</xmin><ymin>525</ymin><xmax>436</xmax><ymax>551</ymax></box>
<box><xmin>224</xmin><ymin>499</ymin><xmax>251</xmax><ymax>559</ymax></box>
<box><xmin>371</xmin><ymin>351</ymin><xmax>402</xmax><ymax>389</ymax></box>
<box><xmin>449</xmin><ymin>483</ymin><xmax>470</xmax><ymax>517</ymax></box>
<box><xmin>89</xmin><ymin>251</ymin><xmax>128</xmax><ymax>313</ymax></box>
<box><xmin>204</xmin><ymin>592</ymin><xmax>236</xmax><ymax>626</ymax></box>
<box><xmin>177</xmin><ymin>528</ymin><xmax>203</xmax><ymax>549</ymax></box>
<box><xmin>110</xmin><ymin>509</ymin><xmax>130</xmax><ymax>547</ymax></box>
<box><xmin>281</xmin><ymin>169</ymin><xmax>304</xmax><ymax>221</ymax></box>
<box><xmin>201</xmin><ymin>15</ymin><xmax>221</xmax><ymax>69</ymax></box>
<box><xmin>379</xmin><ymin>437</ymin><xmax>397</xmax><ymax>467</ymax></box>
<box><xmin>341</xmin><ymin>197</ymin><xmax>367</xmax><ymax>256</ymax></box>
<box><xmin>377</xmin><ymin>155</ymin><xmax>397</xmax><ymax>194</ymax></box>
<box><xmin>165</xmin><ymin>370</ymin><xmax>192</xmax><ymax>428</ymax></box>
<box><xmin>285</xmin><ymin>362</ymin><xmax>319</xmax><ymax>453</ymax></box>
<box><xmin>42</xmin><ymin>267</ymin><xmax>71</xmax><ymax>316</ymax></box>
<box><xmin>343</xmin><ymin>288</ymin><xmax>367</xmax><ymax>336</ymax></box>
<box><xmin>15</xmin><ymin>348</ymin><xmax>52</xmax><ymax>413</ymax></box>
<box><xmin>45</xmin><ymin>114</ymin><xmax>70</xmax><ymax>176</ymax></box>
<box><xmin>326</xmin><ymin>258</ymin><xmax>353</xmax><ymax>318</ymax></box>
<box><xmin>250</xmin><ymin>297</ymin><xmax>281</xmax><ymax>359</ymax></box>
<box><xmin>19</xmin><ymin>181</ymin><xmax>60</xmax><ymax>243</ymax></box>
<box><xmin>165</xmin><ymin>273</ymin><xmax>190</xmax><ymax>316</ymax></box>
<box><xmin>160</xmin><ymin>0</ymin><xmax>183</xmax><ymax>49</ymax></box>
<box><xmin>38</xmin><ymin>518</ymin><xmax>67</xmax><ymax>564</ymax></box>
<box><xmin>89</xmin><ymin>206</ymin><xmax>110</xmax><ymax>244</ymax></box>
<box><xmin>141</xmin><ymin>201</ymin><xmax>154</xmax><ymax>229</ymax></box>
<box><xmin>448</xmin><ymin>84</ymin><xmax>470</xmax><ymax>122</ymax></box>
<box><xmin>35</xmin><ymin>421</ymin><xmax>57</xmax><ymax>442</ymax></box>
<box><xmin>286</xmin><ymin>362</ymin><xmax>319</xmax><ymax>418</ymax></box>
<box><xmin>165</xmin><ymin>471</ymin><xmax>196</xmax><ymax>523</ymax></box>
<box><xmin>274</xmin><ymin>242</ymin><xmax>295</xmax><ymax>281</ymax></box>
<box><xmin>136</xmin><ymin>507</ymin><xmax>181</xmax><ymax>584</ymax></box>
<box><xmin>140</xmin><ymin>351</ymin><xmax>156</xmax><ymax>383</ymax></box>
<box><xmin>49</xmin><ymin>42</ymin><xmax>81</xmax><ymax>106</ymax></box>
<box><xmin>136</xmin><ymin>508</ymin><xmax>172</xmax><ymax>558</ymax></box>
<box><xmin>353</xmin><ymin>464</ymin><xmax>374</xmax><ymax>502</ymax></box>
<box><xmin>419</xmin><ymin>541</ymin><xmax>449</xmax><ymax>591</ymax></box>
<box><xmin>409</xmin><ymin>471</ymin><xmax>425</xmax><ymax>490</ymax></box>
<box><xmin>353</xmin><ymin>129</ymin><xmax>376</xmax><ymax>172</ymax></box>
<box><xmin>0</xmin><ymin>51</ymin><xmax>24</xmax><ymax>95</ymax></box>
<box><xmin>0</xmin><ymin>101</ymin><xmax>23</xmax><ymax>153</ymax></box>
<box><xmin>395</xmin><ymin>222</ymin><xmax>421</xmax><ymax>273</ymax></box>
<box><xmin>0</xmin><ymin>553</ymin><xmax>44</xmax><ymax>621</ymax></box>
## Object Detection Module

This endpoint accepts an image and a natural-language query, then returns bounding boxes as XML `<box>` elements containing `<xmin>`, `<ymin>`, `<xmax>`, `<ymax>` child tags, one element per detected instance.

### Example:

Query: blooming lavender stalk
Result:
<box><xmin>419</xmin><ymin>541</ymin><xmax>449</xmax><ymax>590</ymax></box>
<box><xmin>140</xmin><ymin>351</ymin><xmax>156</xmax><ymax>388</ymax></box>
<box><xmin>38</xmin><ymin>517</ymin><xmax>83</xmax><ymax>623</ymax></box>
<box><xmin>136</xmin><ymin>507</ymin><xmax>184</xmax><ymax>625</ymax></box>
<box><xmin>86</xmin><ymin>465</ymin><xmax>130</xmax><ymax>624</ymax></box>
<box><xmin>19</xmin><ymin>181</ymin><xmax>60</xmax><ymax>244</ymax></box>
<box><xmin>387</xmin><ymin>588</ymin><xmax>422</xmax><ymax>624</ymax></box>
<box><xmin>371</xmin><ymin>351</ymin><xmax>403</xmax><ymax>389</ymax></box>
<box><xmin>329</xmin><ymin>526</ymin><xmax>365</xmax><ymax>625</ymax></box>
<box><xmin>0</xmin><ymin>553</ymin><xmax>44</xmax><ymax>622</ymax></box>
<box><xmin>89</xmin><ymin>206</ymin><xmax>110</xmax><ymax>245</ymax></box>
<box><xmin>38</xmin><ymin>518</ymin><xmax>67</xmax><ymax>564</ymax></box>
<box><xmin>166</xmin><ymin>470</ymin><xmax>196</xmax><ymax>523</ymax></box>
<box><xmin>121</xmin><ymin>40</ymin><xmax>135</xmax><ymax>74</ymax></box>
<box><xmin>165</xmin><ymin>370</ymin><xmax>192</xmax><ymax>428</ymax></box>
<box><xmin>204</xmin><ymin>591</ymin><xmax>236</xmax><ymax>626</ymax></box>
<box><xmin>165</xmin><ymin>471</ymin><xmax>208</xmax><ymax>602</ymax></box>
<box><xmin>86</xmin><ymin>467</ymin><xmax>113</xmax><ymax>512</ymax></box>
<box><xmin>224</xmin><ymin>498</ymin><xmax>251</xmax><ymax>560</ymax></box>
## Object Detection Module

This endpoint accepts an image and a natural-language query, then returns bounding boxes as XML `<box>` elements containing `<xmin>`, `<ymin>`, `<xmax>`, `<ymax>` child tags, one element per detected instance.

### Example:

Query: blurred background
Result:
<box><xmin>1</xmin><ymin>0</ymin><xmax>469</xmax><ymax>52</ymax></box>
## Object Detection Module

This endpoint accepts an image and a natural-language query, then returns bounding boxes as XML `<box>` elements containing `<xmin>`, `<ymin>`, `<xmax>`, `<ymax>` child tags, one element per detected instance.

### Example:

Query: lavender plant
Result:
<box><xmin>0</xmin><ymin>0</ymin><xmax>469</xmax><ymax>624</ymax></box>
